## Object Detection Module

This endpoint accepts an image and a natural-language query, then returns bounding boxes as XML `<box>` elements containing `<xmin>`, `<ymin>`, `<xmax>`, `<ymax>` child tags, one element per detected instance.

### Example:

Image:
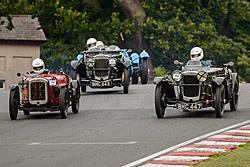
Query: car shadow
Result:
<box><xmin>163</xmin><ymin>109</ymin><xmax>233</xmax><ymax>119</ymax></box>
<box><xmin>81</xmin><ymin>90</ymin><xmax>123</xmax><ymax>96</ymax></box>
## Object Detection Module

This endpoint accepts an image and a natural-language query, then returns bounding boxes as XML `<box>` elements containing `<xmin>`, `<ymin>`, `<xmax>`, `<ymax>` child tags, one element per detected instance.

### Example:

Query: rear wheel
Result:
<box><xmin>123</xmin><ymin>68</ymin><xmax>130</xmax><ymax>94</ymax></box>
<box><xmin>132</xmin><ymin>73</ymin><xmax>138</xmax><ymax>84</ymax></box>
<box><xmin>141</xmin><ymin>59</ymin><xmax>148</xmax><ymax>84</ymax></box>
<box><xmin>215</xmin><ymin>84</ymin><xmax>225</xmax><ymax>118</ymax></box>
<box><xmin>9</xmin><ymin>89</ymin><xmax>19</xmax><ymax>120</ymax></box>
<box><xmin>155</xmin><ymin>84</ymin><xmax>166</xmax><ymax>118</ymax></box>
<box><xmin>72</xmin><ymin>68</ymin><xmax>86</xmax><ymax>93</ymax></box>
<box><xmin>59</xmin><ymin>87</ymin><xmax>69</xmax><ymax>119</ymax></box>
<box><xmin>230</xmin><ymin>81</ymin><xmax>239</xmax><ymax>111</ymax></box>
<box><xmin>81</xmin><ymin>85</ymin><xmax>86</xmax><ymax>92</ymax></box>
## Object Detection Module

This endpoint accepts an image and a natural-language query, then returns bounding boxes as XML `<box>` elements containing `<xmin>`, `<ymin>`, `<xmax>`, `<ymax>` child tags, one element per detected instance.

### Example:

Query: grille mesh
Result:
<box><xmin>30</xmin><ymin>82</ymin><xmax>46</xmax><ymax>100</ymax></box>
<box><xmin>95</xmin><ymin>59</ymin><xmax>109</xmax><ymax>69</ymax></box>
<box><xmin>183</xmin><ymin>75</ymin><xmax>199</xmax><ymax>97</ymax></box>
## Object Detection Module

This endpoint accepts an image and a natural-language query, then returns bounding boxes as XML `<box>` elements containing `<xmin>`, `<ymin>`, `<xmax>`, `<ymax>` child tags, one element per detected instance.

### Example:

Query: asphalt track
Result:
<box><xmin>0</xmin><ymin>84</ymin><xmax>249</xmax><ymax>167</ymax></box>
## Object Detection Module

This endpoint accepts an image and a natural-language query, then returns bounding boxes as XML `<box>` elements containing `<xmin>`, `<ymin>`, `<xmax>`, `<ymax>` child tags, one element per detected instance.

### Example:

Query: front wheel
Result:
<box><xmin>9</xmin><ymin>89</ymin><xmax>19</xmax><ymax>120</ymax></box>
<box><xmin>59</xmin><ymin>87</ymin><xmax>69</xmax><ymax>119</ymax></box>
<box><xmin>141</xmin><ymin>59</ymin><xmax>148</xmax><ymax>84</ymax></box>
<box><xmin>155</xmin><ymin>84</ymin><xmax>166</xmax><ymax>118</ymax></box>
<box><xmin>132</xmin><ymin>73</ymin><xmax>138</xmax><ymax>84</ymax></box>
<box><xmin>215</xmin><ymin>84</ymin><xmax>225</xmax><ymax>118</ymax></box>
<box><xmin>72</xmin><ymin>86</ymin><xmax>80</xmax><ymax>114</ymax></box>
<box><xmin>230</xmin><ymin>81</ymin><xmax>239</xmax><ymax>111</ymax></box>
<box><xmin>123</xmin><ymin>68</ymin><xmax>130</xmax><ymax>94</ymax></box>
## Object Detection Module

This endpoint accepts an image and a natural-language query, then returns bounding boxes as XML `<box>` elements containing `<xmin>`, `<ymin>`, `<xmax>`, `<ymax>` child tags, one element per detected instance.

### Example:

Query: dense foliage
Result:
<box><xmin>0</xmin><ymin>0</ymin><xmax>249</xmax><ymax>81</ymax></box>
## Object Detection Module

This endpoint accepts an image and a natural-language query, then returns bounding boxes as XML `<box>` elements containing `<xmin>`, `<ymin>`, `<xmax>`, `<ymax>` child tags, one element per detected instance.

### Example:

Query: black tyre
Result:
<box><xmin>72</xmin><ymin>86</ymin><xmax>80</xmax><ymax>114</ymax></box>
<box><xmin>23</xmin><ymin>110</ymin><xmax>30</xmax><ymax>115</ymax></box>
<box><xmin>81</xmin><ymin>85</ymin><xmax>86</xmax><ymax>92</ymax></box>
<box><xmin>9</xmin><ymin>89</ymin><xmax>19</xmax><ymax>120</ymax></box>
<box><xmin>230</xmin><ymin>81</ymin><xmax>239</xmax><ymax>111</ymax></box>
<box><xmin>215</xmin><ymin>84</ymin><xmax>225</xmax><ymax>118</ymax></box>
<box><xmin>123</xmin><ymin>68</ymin><xmax>130</xmax><ymax>94</ymax></box>
<box><xmin>59</xmin><ymin>87</ymin><xmax>69</xmax><ymax>119</ymax></box>
<box><xmin>155</xmin><ymin>84</ymin><xmax>166</xmax><ymax>118</ymax></box>
<box><xmin>141</xmin><ymin>59</ymin><xmax>148</xmax><ymax>84</ymax></box>
<box><xmin>132</xmin><ymin>73</ymin><xmax>138</xmax><ymax>84</ymax></box>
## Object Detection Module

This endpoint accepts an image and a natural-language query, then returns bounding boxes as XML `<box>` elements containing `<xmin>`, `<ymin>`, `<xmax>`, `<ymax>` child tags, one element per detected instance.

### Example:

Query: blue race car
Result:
<box><xmin>130</xmin><ymin>50</ymin><xmax>149</xmax><ymax>84</ymax></box>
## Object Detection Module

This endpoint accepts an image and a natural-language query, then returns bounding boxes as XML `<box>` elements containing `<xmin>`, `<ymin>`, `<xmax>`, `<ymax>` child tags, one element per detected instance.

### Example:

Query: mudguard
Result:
<box><xmin>140</xmin><ymin>50</ymin><xmax>149</xmax><ymax>59</ymax></box>
<box><xmin>130</xmin><ymin>53</ymin><xmax>140</xmax><ymax>64</ymax></box>
<box><xmin>153</xmin><ymin>77</ymin><xmax>164</xmax><ymax>85</ymax></box>
<box><xmin>71</xmin><ymin>60</ymin><xmax>78</xmax><ymax>70</ymax></box>
<box><xmin>71</xmin><ymin>80</ymin><xmax>79</xmax><ymax>97</ymax></box>
<box><xmin>8</xmin><ymin>84</ymin><xmax>18</xmax><ymax>90</ymax></box>
<box><xmin>71</xmin><ymin>80</ymin><xmax>79</xmax><ymax>90</ymax></box>
<box><xmin>231</xmin><ymin>73</ymin><xmax>238</xmax><ymax>90</ymax></box>
<box><xmin>212</xmin><ymin>76</ymin><xmax>225</xmax><ymax>86</ymax></box>
<box><xmin>123</xmin><ymin>57</ymin><xmax>131</xmax><ymax>68</ymax></box>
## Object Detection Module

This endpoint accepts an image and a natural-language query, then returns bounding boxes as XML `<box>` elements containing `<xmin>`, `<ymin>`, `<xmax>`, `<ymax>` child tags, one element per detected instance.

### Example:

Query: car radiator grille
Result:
<box><xmin>94</xmin><ymin>59</ymin><xmax>109</xmax><ymax>77</ymax></box>
<box><xmin>30</xmin><ymin>82</ymin><xmax>46</xmax><ymax>100</ymax></box>
<box><xmin>183</xmin><ymin>75</ymin><xmax>199</xmax><ymax>97</ymax></box>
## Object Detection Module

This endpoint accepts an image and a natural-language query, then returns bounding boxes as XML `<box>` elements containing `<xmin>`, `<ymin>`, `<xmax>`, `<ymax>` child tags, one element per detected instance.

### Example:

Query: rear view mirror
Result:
<box><xmin>127</xmin><ymin>49</ymin><xmax>132</xmax><ymax>53</ymax></box>
<box><xmin>174</xmin><ymin>60</ymin><xmax>180</xmax><ymax>65</ymax></box>
<box><xmin>17</xmin><ymin>73</ymin><xmax>21</xmax><ymax>77</ymax></box>
<box><xmin>228</xmin><ymin>61</ymin><xmax>234</xmax><ymax>66</ymax></box>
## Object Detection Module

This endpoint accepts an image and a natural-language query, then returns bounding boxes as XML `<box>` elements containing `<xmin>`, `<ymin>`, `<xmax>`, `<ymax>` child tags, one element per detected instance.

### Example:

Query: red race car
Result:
<box><xmin>8</xmin><ymin>71</ymin><xmax>80</xmax><ymax>120</ymax></box>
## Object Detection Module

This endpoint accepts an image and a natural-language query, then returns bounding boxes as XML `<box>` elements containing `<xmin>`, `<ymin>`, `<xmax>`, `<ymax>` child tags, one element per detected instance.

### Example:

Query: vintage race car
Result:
<box><xmin>9</xmin><ymin>71</ymin><xmax>80</xmax><ymax>120</ymax></box>
<box><xmin>130</xmin><ymin>50</ymin><xmax>149</xmax><ymax>84</ymax></box>
<box><xmin>154</xmin><ymin>60</ymin><xmax>239</xmax><ymax>118</ymax></box>
<box><xmin>71</xmin><ymin>45</ymin><xmax>131</xmax><ymax>94</ymax></box>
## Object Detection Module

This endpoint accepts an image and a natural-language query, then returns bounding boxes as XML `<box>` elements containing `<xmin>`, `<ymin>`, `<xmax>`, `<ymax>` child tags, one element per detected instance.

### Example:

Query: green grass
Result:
<box><xmin>191</xmin><ymin>143</ymin><xmax>250</xmax><ymax>167</ymax></box>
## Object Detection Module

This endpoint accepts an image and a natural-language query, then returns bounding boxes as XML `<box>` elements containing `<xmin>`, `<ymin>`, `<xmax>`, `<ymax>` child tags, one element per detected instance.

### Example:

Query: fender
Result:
<box><xmin>8</xmin><ymin>84</ymin><xmax>19</xmax><ymax>90</ymax></box>
<box><xmin>212</xmin><ymin>76</ymin><xmax>225</xmax><ymax>86</ymax></box>
<box><xmin>71</xmin><ymin>80</ymin><xmax>79</xmax><ymax>97</ymax></box>
<box><xmin>153</xmin><ymin>77</ymin><xmax>164</xmax><ymax>85</ymax></box>
<box><xmin>140</xmin><ymin>50</ymin><xmax>149</xmax><ymax>59</ymax></box>
<box><xmin>231</xmin><ymin>73</ymin><xmax>238</xmax><ymax>90</ymax></box>
<box><xmin>71</xmin><ymin>60</ymin><xmax>78</xmax><ymax>70</ymax></box>
<box><xmin>130</xmin><ymin>53</ymin><xmax>140</xmax><ymax>64</ymax></box>
<box><xmin>71</xmin><ymin>80</ymin><xmax>79</xmax><ymax>90</ymax></box>
<box><xmin>123</xmin><ymin>58</ymin><xmax>131</xmax><ymax>68</ymax></box>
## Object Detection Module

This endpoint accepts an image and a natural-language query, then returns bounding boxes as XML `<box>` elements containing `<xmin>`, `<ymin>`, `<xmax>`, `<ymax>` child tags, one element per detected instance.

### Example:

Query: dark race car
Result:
<box><xmin>154</xmin><ymin>60</ymin><xmax>239</xmax><ymax>118</ymax></box>
<box><xmin>71</xmin><ymin>46</ymin><xmax>131</xmax><ymax>94</ymax></box>
<box><xmin>8</xmin><ymin>71</ymin><xmax>80</xmax><ymax>120</ymax></box>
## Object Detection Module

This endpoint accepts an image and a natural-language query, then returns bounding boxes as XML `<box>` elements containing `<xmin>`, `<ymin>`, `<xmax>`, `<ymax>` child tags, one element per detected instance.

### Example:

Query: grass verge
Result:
<box><xmin>192</xmin><ymin>142</ymin><xmax>250</xmax><ymax>167</ymax></box>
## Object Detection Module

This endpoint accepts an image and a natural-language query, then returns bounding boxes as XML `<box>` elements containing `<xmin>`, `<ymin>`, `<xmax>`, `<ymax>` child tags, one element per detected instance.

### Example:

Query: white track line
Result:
<box><xmin>197</xmin><ymin>141</ymin><xmax>245</xmax><ymax>146</ymax></box>
<box><xmin>154</xmin><ymin>156</ymin><xmax>208</xmax><ymax>161</ymax></box>
<box><xmin>175</xmin><ymin>147</ymin><xmax>228</xmax><ymax>153</ymax></box>
<box><xmin>209</xmin><ymin>135</ymin><xmax>250</xmax><ymax>140</ymax></box>
<box><xmin>140</xmin><ymin>164</ymin><xmax>189</xmax><ymax>167</ymax></box>
<box><xmin>27</xmin><ymin>141</ymin><xmax>138</xmax><ymax>146</ymax></box>
<box><xmin>122</xmin><ymin>120</ymin><xmax>250</xmax><ymax>167</ymax></box>
<box><xmin>227</xmin><ymin>129</ymin><xmax>250</xmax><ymax>133</ymax></box>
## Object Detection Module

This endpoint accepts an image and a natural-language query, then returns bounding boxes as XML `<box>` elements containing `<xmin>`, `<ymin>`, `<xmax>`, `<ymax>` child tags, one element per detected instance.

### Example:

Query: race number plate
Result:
<box><xmin>91</xmin><ymin>80</ymin><xmax>111</xmax><ymax>87</ymax></box>
<box><xmin>176</xmin><ymin>103</ymin><xmax>202</xmax><ymax>110</ymax></box>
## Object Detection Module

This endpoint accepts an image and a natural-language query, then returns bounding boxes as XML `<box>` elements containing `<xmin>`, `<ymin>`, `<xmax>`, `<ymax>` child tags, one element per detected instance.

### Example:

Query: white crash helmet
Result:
<box><xmin>32</xmin><ymin>58</ymin><xmax>45</xmax><ymax>74</ymax></box>
<box><xmin>96</xmin><ymin>41</ymin><xmax>104</xmax><ymax>47</ymax></box>
<box><xmin>86</xmin><ymin>38</ymin><xmax>97</xmax><ymax>49</ymax></box>
<box><xmin>190</xmin><ymin>47</ymin><xmax>204</xmax><ymax>61</ymax></box>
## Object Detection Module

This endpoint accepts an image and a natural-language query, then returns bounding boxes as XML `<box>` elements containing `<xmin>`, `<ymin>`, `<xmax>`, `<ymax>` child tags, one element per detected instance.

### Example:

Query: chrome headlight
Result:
<box><xmin>197</xmin><ymin>71</ymin><xmax>208</xmax><ymax>82</ymax></box>
<box><xmin>109</xmin><ymin>59</ymin><xmax>116</xmax><ymax>66</ymax></box>
<box><xmin>86</xmin><ymin>58</ymin><xmax>95</xmax><ymax>67</ymax></box>
<box><xmin>172</xmin><ymin>70</ymin><xmax>182</xmax><ymax>82</ymax></box>
<box><xmin>49</xmin><ymin>79</ymin><xmax>57</xmax><ymax>86</ymax></box>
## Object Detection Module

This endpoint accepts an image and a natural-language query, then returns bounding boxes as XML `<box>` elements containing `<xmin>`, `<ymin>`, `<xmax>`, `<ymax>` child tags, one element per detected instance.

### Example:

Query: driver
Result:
<box><xmin>96</xmin><ymin>41</ymin><xmax>105</xmax><ymax>50</ymax></box>
<box><xmin>28</xmin><ymin>58</ymin><xmax>50</xmax><ymax>74</ymax></box>
<box><xmin>190</xmin><ymin>47</ymin><xmax>210</xmax><ymax>66</ymax></box>
<box><xmin>87</xmin><ymin>38</ymin><xmax>97</xmax><ymax>50</ymax></box>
